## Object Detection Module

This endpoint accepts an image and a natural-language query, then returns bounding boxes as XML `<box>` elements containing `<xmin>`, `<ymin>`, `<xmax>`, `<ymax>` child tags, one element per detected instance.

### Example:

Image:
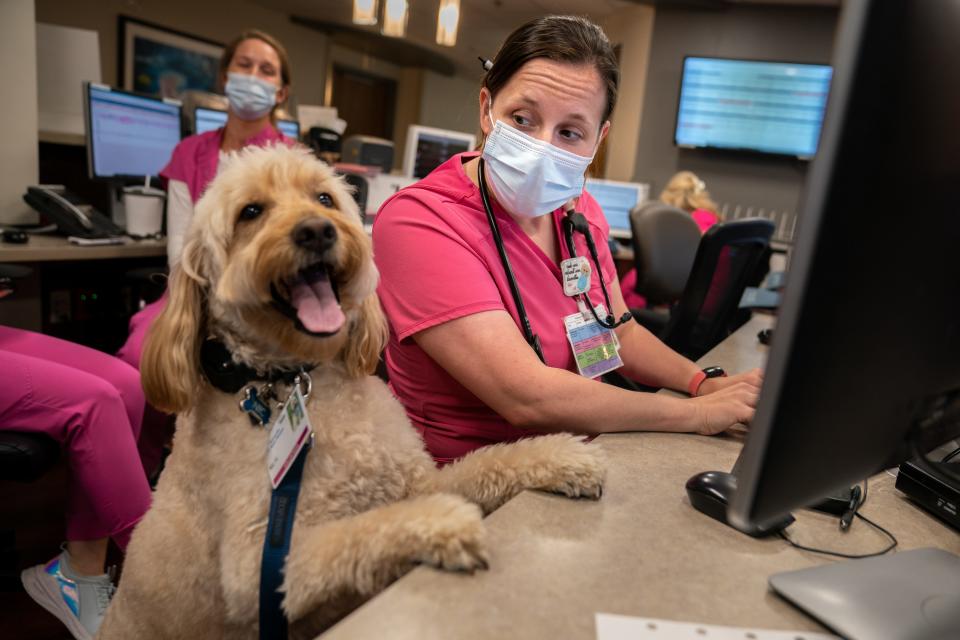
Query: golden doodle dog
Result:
<box><xmin>98</xmin><ymin>145</ymin><xmax>605</xmax><ymax>639</ymax></box>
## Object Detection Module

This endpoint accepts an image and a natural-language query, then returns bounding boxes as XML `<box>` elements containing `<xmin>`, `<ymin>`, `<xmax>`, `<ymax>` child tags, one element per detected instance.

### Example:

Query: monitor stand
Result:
<box><xmin>769</xmin><ymin>547</ymin><xmax>960</xmax><ymax>640</ymax></box>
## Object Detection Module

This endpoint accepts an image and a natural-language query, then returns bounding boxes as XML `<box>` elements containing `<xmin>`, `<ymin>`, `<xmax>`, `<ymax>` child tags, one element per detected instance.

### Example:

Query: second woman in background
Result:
<box><xmin>116</xmin><ymin>29</ymin><xmax>296</xmax><ymax>476</ymax></box>
<box><xmin>659</xmin><ymin>170</ymin><xmax>720</xmax><ymax>233</ymax></box>
<box><xmin>620</xmin><ymin>170</ymin><xmax>720</xmax><ymax>309</ymax></box>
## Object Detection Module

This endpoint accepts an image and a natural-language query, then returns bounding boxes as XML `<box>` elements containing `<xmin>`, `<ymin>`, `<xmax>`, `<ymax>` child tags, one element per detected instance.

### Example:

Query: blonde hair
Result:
<box><xmin>660</xmin><ymin>171</ymin><xmax>718</xmax><ymax>214</ymax></box>
<box><xmin>219</xmin><ymin>29</ymin><xmax>292</xmax><ymax>116</ymax></box>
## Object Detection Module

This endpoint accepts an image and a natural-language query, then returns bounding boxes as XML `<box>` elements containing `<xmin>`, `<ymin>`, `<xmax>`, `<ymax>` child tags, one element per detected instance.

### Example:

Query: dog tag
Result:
<box><xmin>266</xmin><ymin>386</ymin><xmax>313</xmax><ymax>489</ymax></box>
<box><xmin>563</xmin><ymin>303</ymin><xmax>623</xmax><ymax>379</ymax></box>
<box><xmin>240</xmin><ymin>385</ymin><xmax>272</xmax><ymax>426</ymax></box>
<box><xmin>561</xmin><ymin>256</ymin><xmax>592</xmax><ymax>297</ymax></box>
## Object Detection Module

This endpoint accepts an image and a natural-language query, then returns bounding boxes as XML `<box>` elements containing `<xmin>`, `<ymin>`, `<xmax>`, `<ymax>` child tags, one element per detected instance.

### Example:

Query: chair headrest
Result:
<box><xmin>629</xmin><ymin>202</ymin><xmax>702</xmax><ymax>303</ymax></box>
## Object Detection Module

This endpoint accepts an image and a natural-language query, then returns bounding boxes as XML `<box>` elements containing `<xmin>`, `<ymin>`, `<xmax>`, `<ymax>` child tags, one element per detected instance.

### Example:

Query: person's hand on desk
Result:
<box><xmin>688</xmin><ymin>380</ymin><xmax>759</xmax><ymax>435</ymax></box>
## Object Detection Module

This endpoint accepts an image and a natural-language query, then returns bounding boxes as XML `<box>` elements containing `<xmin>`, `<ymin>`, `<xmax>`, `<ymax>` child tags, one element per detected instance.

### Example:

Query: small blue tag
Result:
<box><xmin>240</xmin><ymin>386</ymin><xmax>272</xmax><ymax>426</ymax></box>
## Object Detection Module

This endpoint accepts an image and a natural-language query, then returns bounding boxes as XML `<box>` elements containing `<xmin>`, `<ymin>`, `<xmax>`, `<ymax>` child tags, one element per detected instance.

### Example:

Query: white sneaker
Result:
<box><xmin>21</xmin><ymin>550</ymin><xmax>115</xmax><ymax>640</ymax></box>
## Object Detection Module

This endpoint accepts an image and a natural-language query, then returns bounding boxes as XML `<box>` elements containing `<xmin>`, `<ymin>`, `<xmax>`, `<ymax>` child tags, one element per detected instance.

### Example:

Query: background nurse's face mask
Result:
<box><xmin>481</xmin><ymin>111</ymin><xmax>596</xmax><ymax>218</ymax></box>
<box><xmin>225</xmin><ymin>72</ymin><xmax>278</xmax><ymax>121</ymax></box>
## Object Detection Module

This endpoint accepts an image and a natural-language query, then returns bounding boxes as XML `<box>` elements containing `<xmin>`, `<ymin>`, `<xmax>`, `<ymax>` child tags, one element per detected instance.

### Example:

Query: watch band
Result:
<box><xmin>687</xmin><ymin>366</ymin><xmax>727</xmax><ymax>397</ymax></box>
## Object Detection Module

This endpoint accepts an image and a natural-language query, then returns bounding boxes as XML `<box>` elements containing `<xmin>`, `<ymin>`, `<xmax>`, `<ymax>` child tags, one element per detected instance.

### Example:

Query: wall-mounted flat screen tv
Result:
<box><xmin>674</xmin><ymin>56</ymin><xmax>833</xmax><ymax>159</ymax></box>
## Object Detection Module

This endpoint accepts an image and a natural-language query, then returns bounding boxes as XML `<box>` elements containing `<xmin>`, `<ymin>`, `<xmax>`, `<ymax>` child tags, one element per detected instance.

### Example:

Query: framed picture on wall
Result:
<box><xmin>118</xmin><ymin>16</ymin><xmax>223</xmax><ymax>99</ymax></box>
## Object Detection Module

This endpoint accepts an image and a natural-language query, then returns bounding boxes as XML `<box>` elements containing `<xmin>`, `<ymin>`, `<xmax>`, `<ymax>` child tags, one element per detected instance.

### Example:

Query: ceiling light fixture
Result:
<box><xmin>352</xmin><ymin>0</ymin><xmax>379</xmax><ymax>25</ymax></box>
<box><xmin>382</xmin><ymin>0</ymin><xmax>409</xmax><ymax>38</ymax></box>
<box><xmin>436</xmin><ymin>0</ymin><xmax>460</xmax><ymax>47</ymax></box>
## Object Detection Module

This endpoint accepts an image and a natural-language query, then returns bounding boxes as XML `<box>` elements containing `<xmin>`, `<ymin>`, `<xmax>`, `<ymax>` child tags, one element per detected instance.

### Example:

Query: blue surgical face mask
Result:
<box><xmin>225</xmin><ymin>72</ymin><xmax>278</xmax><ymax>121</ymax></box>
<box><xmin>481</xmin><ymin>108</ymin><xmax>596</xmax><ymax>218</ymax></box>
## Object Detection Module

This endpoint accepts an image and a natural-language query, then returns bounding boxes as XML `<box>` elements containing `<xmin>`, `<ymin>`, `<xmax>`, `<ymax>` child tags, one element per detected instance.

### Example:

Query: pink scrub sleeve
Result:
<box><xmin>374</xmin><ymin>192</ymin><xmax>505</xmax><ymax>343</ymax></box>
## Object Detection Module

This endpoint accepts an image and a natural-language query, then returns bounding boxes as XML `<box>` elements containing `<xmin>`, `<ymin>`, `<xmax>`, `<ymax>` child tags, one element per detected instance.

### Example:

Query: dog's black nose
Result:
<box><xmin>292</xmin><ymin>219</ymin><xmax>337</xmax><ymax>253</ymax></box>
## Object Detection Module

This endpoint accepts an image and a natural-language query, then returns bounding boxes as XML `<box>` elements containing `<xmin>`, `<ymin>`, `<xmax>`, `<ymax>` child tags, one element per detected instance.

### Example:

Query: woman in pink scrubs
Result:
<box><xmin>374</xmin><ymin>16</ymin><xmax>762</xmax><ymax>465</ymax></box>
<box><xmin>115</xmin><ymin>30</ymin><xmax>295</xmax><ymax>475</ymax></box>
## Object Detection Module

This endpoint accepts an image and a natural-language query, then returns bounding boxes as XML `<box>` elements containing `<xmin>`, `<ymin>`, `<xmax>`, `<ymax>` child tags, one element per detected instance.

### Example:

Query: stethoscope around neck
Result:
<box><xmin>477</xmin><ymin>157</ymin><xmax>633</xmax><ymax>364</ymax></box>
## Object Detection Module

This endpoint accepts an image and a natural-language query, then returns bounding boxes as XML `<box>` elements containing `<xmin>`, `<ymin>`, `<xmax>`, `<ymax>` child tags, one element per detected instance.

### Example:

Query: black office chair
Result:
<box><xmin>659</xmin><ymin>218</ymin><xmax>775</xmax><ymax>361</ymax></box>
<box><xmin>628</xmin><ymin>202</ymin><xmax>702</xmax><ymax>335</ymax></box>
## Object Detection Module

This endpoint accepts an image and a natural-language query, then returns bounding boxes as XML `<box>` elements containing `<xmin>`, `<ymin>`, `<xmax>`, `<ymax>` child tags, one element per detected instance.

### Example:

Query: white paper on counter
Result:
<box><xmin>596</xmin><ymin>613</ymin><xmax>838</xmax><ymax>640</ymax></box>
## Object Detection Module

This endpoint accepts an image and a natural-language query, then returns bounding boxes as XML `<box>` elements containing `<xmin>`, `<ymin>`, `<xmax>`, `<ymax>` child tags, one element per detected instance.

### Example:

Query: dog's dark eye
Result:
<box><xmin>316</xmin><ymin>193</ymin><xmax>334</xmax><ymax>208</ymax></box>
<box><xmin>239</xmin><ymin>203</ymin><xmax>264</xmax><ymax>221</ymax></box>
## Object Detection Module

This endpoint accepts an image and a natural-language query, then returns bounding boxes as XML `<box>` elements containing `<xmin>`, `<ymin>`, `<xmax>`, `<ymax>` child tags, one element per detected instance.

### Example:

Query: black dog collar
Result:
<box><xmin>199</xmin><ymin>339</ymin><xmax>315</xmax><ymax>394</ymax></box>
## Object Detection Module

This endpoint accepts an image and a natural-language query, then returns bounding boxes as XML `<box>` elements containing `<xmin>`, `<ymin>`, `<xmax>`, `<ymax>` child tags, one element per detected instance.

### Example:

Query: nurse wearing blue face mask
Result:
<box><xmin>374</xmin><ymin>16</ymin><xmax>764</xmax><ymax>465</ymax></box>
<box><xmin>114</xmin><ymin>30</ymin><xmax>296</xmax><ymax>478</ymax></box>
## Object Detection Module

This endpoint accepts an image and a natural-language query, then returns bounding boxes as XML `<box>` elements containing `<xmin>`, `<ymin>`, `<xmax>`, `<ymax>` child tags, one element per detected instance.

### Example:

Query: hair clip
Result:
<box><xmin>478</xmin><ymin>57</ymin><xmax>494</xmax><ymax>72</ymax></box>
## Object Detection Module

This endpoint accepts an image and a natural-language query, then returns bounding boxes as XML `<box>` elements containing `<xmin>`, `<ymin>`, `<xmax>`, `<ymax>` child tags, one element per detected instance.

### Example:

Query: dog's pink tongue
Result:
<box><xmin>290</xmin><ymin>277</ymin><xmax>345</xmax><ymax>334</ymax></box>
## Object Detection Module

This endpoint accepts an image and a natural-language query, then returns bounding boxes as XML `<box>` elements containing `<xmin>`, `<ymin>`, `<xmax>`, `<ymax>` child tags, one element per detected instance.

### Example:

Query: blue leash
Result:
<box><xmin>259</xmin><ymin>443</ymin><xmax>310</xmax><ymax>640</ymax></box>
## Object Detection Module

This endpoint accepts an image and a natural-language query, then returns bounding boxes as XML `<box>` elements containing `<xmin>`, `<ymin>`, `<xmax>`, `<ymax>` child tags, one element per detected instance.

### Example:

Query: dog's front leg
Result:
<box><xmin>280</xmin><ymin>493</ymin><xmax>488</xmax><ymax>623</ymax></box>
<box><xmin>427</xmin><ymin>433</ymin><xmax>606</xmax><ymax>513</ymax></box>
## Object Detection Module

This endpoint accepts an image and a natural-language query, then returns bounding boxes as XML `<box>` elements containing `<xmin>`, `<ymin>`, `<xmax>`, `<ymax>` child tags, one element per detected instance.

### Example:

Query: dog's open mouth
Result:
<box><xmin>271</xmin><ymin>263</ymin><xmax>345</xmax><ymax>336</ymax></box>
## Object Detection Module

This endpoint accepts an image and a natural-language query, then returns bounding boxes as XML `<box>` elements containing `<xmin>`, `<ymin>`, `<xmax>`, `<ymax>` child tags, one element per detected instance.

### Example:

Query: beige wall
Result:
<box><xmin>600</xmin><ymin>4</ymin><xmax>656</xmax><ymax>182</ymax></box>
<box><xmin>1</xmin><ymin>0</ymin><xmax>40</xmax><ymax>225</ymax></box>
<box><xmin>418</xmin><ymin>71</ymin><xmax>480</xmax><ymax>137</ymax></box>
<box><xmin>35</xmin><ymin>0</ymin><xmax>330</xmax><ymax>107</ymax></box>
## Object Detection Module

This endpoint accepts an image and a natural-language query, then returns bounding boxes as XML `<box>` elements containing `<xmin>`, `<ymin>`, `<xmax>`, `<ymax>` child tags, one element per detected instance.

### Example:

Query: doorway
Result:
<box><xmin>331</xmin><ymin>65</ymin><xmax>397</xmax><ymax>140</ymax></box>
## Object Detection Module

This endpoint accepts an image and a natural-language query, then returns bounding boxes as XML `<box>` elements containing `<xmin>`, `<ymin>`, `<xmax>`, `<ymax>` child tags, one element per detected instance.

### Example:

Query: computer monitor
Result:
<box><xmin>403</xmin><ymin>125</ymin><xmax>476</xmax><ymax>179</ymax></box>
<box><xmin>276</xmin><ymin>119</ymin><xmax>300</xmax><ymax>140</ymax></box>
<box><xmin>584</xmin><ymin>178</ymin><xmax>649</xmax><ymax>240</ymax></box>
<box><xmin>194</xmin><ymin>106</ymin><xmax>228</xmax><ymax>134</ymax></box>
<box><xmin>675</xmin><ymin>57</ymin><xmax>832</xmax><ymax>159</ymax></box>
<box><xmin>725</xmin><ymin>1</ymin><xmax>960</xmax><ymax>633</ymax></box>
<box><xmin>729</xmin><ymin>0</ymin><xmax>960</xmax><ymax>531</ymax></box>
<box><xmin>84</xmin><ymin>83</ymin><xmax>182</xmax><ymax>180</ymax></box>
<box><xmin>194</xmin><ymin>106</ymin><xmax>300</xmax><ymax>140</ymax></box>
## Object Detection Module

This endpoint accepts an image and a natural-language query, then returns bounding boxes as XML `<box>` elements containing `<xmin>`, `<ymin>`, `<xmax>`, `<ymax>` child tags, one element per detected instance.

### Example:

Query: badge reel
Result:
<box><xmin>560</xmin><ymin>258</ymin><xmax>623</xmax><ymax>379</ymax></box>
<box><xmin>240</xmin><ymin>373</ymin><xmax>315</xmax><ymax>488</ymax></box>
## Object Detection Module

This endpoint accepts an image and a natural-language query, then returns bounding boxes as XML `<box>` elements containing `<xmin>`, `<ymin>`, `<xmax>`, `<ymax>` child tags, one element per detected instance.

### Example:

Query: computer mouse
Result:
<box><xmin>685</xmin><ymin>470</ymin><xmax>794</xmax><ymax>537</ymax></box>
<box><xmin>757</xmin><ymin>328</ymin><xmax>773</xmax><ymax>345</ymax></box>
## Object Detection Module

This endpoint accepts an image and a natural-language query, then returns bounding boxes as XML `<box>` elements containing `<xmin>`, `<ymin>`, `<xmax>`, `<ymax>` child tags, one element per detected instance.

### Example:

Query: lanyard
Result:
<box><xmin>477</xmin><ymin>159</ymin><xmax>632</xmax><ymax>363</ymax></box>
<box><xmin>560</xmin><ymin>209</ymin><xmax>633</xmax><ymax>330</ymax></box>
<box><xmin>259</xmin><ymin>444</ymin><xmax>308</xmax><ymax>640</ymax></box>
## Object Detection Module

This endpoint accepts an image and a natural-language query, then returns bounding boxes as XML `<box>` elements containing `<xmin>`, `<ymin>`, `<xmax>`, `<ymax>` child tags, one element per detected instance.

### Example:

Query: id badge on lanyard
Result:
<box><xmin>266</xmin><ymin>386</ymin><xmax>313</xmax><ymax>489</ymax></box>
<box><xmin>563</xmin><ymin>300</ymin><xmax>623</xmax><ymax>379</ymax></box>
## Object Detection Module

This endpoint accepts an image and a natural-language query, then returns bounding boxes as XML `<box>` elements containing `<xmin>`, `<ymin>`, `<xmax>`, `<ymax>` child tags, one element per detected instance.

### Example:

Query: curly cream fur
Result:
<box><xmin>99</xmin><ymin>146</ymin><xmax>606</xmax><ymax>639</ymax></box>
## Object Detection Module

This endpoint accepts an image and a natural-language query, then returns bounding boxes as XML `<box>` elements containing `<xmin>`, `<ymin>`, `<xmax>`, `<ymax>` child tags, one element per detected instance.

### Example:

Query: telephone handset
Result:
<box><xmin>23</xmin><ymin>185</ymin><xmax>125</xmax><ymax>239</ymax></box>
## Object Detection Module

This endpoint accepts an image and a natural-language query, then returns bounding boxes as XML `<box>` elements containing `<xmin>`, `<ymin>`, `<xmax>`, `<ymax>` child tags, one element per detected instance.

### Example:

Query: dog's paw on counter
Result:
<box><xmin>406</xmin><ymin>494</ymin><xmax>489</xmax><ymax>573</ymax></box>
<box><xmin>525</xmin><ymin>433</ymin><xmax>606</xmax><ymax>500</ymax></box>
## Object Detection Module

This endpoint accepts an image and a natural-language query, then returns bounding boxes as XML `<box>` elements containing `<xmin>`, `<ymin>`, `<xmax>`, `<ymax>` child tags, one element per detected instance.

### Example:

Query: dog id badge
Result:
<box><xmin>266</xmin><ymin>386</ymin><xmax>313</xmax><ymax>489</ymax></box>
<box><xmin>563</xmin><ymin>303</ymin><xmax>623</xmax><ymax>379</ymax></box>
<box><xmin>561</xmin><ymin>256</ymin><xmax>592</xmax><ymax>297</ymax></box>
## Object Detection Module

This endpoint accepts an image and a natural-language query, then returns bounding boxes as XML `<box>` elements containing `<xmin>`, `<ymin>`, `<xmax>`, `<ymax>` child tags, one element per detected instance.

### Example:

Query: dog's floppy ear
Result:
<box><xmin>341</xmin><ymin>293</ymin><xmax>388</xmax><ymax>378</ymax></box>
<box><xmin>141</xmin><ymin>237</ymin><xmax>208</xmax><ymax>413</ymax></box>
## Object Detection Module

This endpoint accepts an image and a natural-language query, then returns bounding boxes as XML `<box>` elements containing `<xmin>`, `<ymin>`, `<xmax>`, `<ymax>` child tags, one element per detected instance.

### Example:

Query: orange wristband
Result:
<box><xmin>688</xmin><ymin>367</ymin><xmax>727</xmax><ymax>396</ymax></box>
<box><xmin>687</xmin><ymin>370</ymin><xmax>708</xmax><ymax>397</ymax></box>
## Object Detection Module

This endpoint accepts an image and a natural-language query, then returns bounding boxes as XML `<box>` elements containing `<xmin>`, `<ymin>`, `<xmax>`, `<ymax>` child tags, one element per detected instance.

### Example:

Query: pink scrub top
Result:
<box><xmin>159</xmin><ymin>124</ymin><xmax>292</xmax><ymax>203</ymax></box>
<box><xmin>373</xmin><ymin>152</ymin><xmax>618</xmax><ymax>464</ymax></box>
<box><xmin>691</xmin><ymin>208</ymin><xmax>719</xmax><ymax>234</ymax></box>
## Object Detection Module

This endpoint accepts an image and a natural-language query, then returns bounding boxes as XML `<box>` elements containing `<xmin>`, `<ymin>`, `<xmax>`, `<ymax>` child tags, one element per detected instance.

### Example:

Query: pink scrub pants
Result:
<box><xmin>0</xmin><ymin>326</ymin><xmax>151</xmax><ymax>550</ymax></box>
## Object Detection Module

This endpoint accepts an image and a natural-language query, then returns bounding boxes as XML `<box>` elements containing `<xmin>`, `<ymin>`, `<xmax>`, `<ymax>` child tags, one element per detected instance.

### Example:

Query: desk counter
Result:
<box><xmin>0</xmin><ymin>235</ymin><xmax>166</xmax><ymax>263</ymax></box>
<box><xmin>322</xmin><ymin>315</ymin><xmax>960</xmax><ymax>639</ymax></box>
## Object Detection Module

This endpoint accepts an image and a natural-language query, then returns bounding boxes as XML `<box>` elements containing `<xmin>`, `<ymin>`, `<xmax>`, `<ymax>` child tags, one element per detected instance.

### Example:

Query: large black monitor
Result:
<box><xmin>730</xmin><ymin>0</ymin><xmax>960</xmax><ymax>530</ymax></box>
<box><xmin>84</xmin><ymin>83</ymin><xmax>182</xmax><ymax>180</ymax></box>
<box><xmin>727</xmin><ymin>0</ymin><xmax>960</xmax><ymax>635</ymax></box>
